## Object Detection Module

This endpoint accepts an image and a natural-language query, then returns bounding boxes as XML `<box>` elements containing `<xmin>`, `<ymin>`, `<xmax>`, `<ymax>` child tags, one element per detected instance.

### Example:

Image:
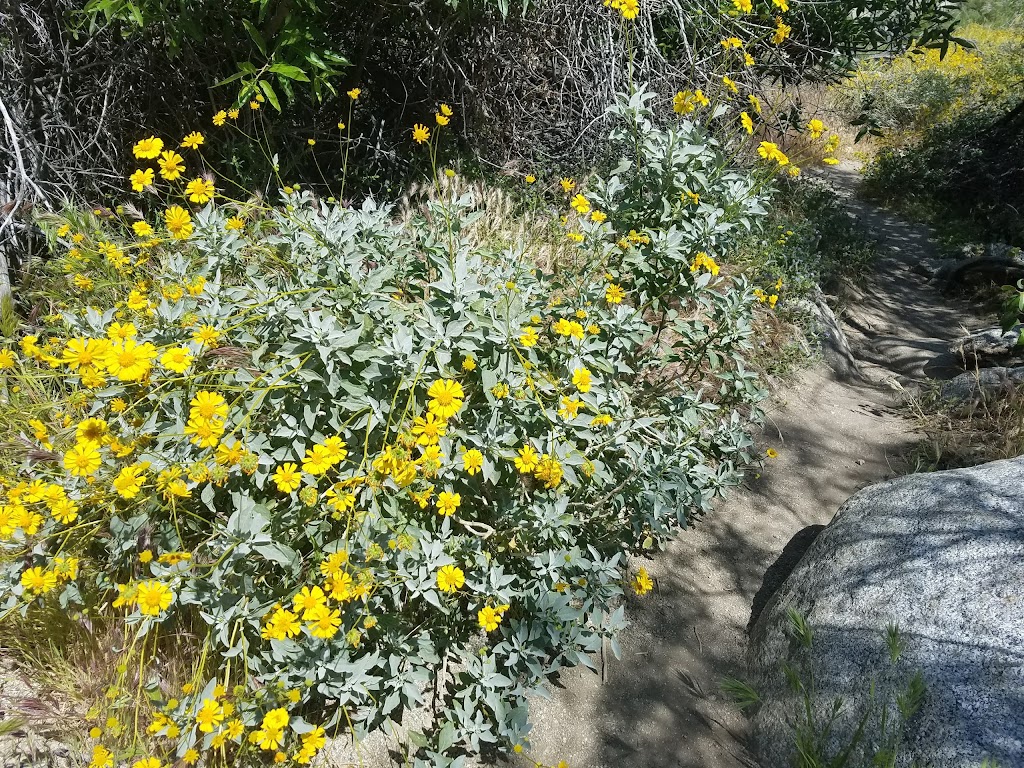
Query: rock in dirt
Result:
<box><xmin>939</xmin><ymin>366</ymin><xmax>1024</xmax><ymax>404</ymax></box>
<box><xmin>935</xmin><ymin>243</ymin><xmax>1024</xmax><ymax>292</ymax></box>
<box><xmin>949</xmin><ymin>324</ymin><xmax>1024</xmax><ymax>368</ymax></box>
<box><xmin>794</xmin><ymin>290</ymin><xmax>863</xmax><ymax>382</ymax></box>
<box><xmin>747</xmin><ymin>456</ymin><xmax>1024</xmax><ymax>768</ymax></box>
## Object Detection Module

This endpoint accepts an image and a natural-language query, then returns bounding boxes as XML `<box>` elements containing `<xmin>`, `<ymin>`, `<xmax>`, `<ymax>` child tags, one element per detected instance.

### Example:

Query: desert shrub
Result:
<box><xmin>0</xmin><ymin>80</ymin><xmax>793</xmax><ymax>767</ymax></box>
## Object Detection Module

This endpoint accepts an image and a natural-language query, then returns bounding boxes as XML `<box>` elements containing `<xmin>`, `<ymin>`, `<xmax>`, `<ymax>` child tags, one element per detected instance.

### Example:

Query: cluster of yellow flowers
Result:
<box><xmin>604</xmin><ymin>0</ymin><xmax>639</xmax><ymax>20</ymax></box>
<box><xmin>690</xmin><ymin>251</ymin><xmax>721</xmax><ymax>276</ymax></box>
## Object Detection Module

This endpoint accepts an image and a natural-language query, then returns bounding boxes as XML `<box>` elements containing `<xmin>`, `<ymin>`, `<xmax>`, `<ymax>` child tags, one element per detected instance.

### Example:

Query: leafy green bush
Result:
<box><xmin>0</xmin><ymin>86</ymin><xmax>782</xmax><ymax>767</ymax></box>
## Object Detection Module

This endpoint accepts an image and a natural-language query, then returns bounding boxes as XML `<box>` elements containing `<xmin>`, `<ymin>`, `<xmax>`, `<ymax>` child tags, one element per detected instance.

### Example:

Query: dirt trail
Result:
<box><xmin>516</xmin><ymin>163</ymin><xmax>982</xmax><ymax>768</ymax></box>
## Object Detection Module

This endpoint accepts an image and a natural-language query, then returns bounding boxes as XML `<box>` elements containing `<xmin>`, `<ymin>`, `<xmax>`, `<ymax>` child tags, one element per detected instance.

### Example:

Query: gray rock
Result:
<box><xmin>950</xmin><ymin>324</ymin><xmax>1024</xmax><ymax>368</ymax></box>
<box><xmin>747</xmin><ymin>457</ymin><xmax>1024</xmax><ymax>768</ymax></box>
<box><xmin>935</xmin><ymin>243</ymin><xmax>1024</xmax><ymax>291</ymax></box>
<box><xmin>939</xmin><ymin>366</ymin><xmax>1024</xmax><ymax>404</ymax></box>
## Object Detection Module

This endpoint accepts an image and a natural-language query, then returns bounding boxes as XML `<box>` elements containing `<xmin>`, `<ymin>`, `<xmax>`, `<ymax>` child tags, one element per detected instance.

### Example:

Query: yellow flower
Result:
<box><xmin>559</xmin><ymin>177</ymin><xmax>575</xmax><ymax>192</ymax></box>
<box><xmin>136</xmin><ymin>580</ymin><xmax>173</xmax><ymax>615</ymax></box>
<box><xmin>293</xmin><ymin>585</ymin><xmax>328</xmax><ymax>619</ymax></box>
<box><xmin>673</xmin><ymin>90</ymin><xmax>696</xmax><ymax>115</ymax></box>
<box><xmin>773</xmin><ymin>0</ymin><xmax>789</xmax><ymax>9</ymax></box>
<box><xmin>129</xmin><ymin>168</ymin><xmax>155</xmax><ymax>192</ymax></box>
<box><xmin>249</xmin><ymin>100</ymin><xmax>260</xmax><ymax>110</ymax></box>
<box><xmin>591</xmin><ymin>210</ymin><xmax>607</xmax><ymax>223</ymax></box>
<box><xmin>62</xmin><ymin>337</ymin><xmax>109</xmax><ymax>370</ymax></box>
<box><xmin>772</xmin><ymin>17</ymin><xmax>792</xmax><ymax>44</ymax></box>
<box><xmin>213</xmin><ymin>110</ymin><xmax>227</xmax><ymax>126</ymax></box>
<box><xmin>63</xmin><ymin>441</ymin><xmax>102</xmax><ymax>476</ymax></box>
<box><xmin>412</xmin><ymin>413</ymin><xmax>447</xmax><ymax>445</ymax></box>
<box><xmin>273</xmin><ymin>462</ymin><xmax>302</xmax><ymax>493</ymax></box>
<box><xmin>412</xmin><ymin>124</ymin><xmax>430</xmax><ymax>144</ymax></box>
<box><xmin>690</xmin><ymin>251</ymin><xmax>721</xmax><ymax>276</ymax></box>
<box><xmin>570</xmin><ymin>194</ymin><xmax>591</xmax><ymax>214</ymax></box>
<box><xmin>132</xmin><ymin>221</ymin><xmax>154</xmax><ymax>237</ymax></box>
<box><xmin>185</xmin><ymin>177</ymin><xmax>215</xmax><ymax>204</ymax></box>
<box><xmin>477</xmin><ymin>603</ymin><xmax>510</xmax><ymax>632</ymax></box>
<box><xmin>723</xmin><ymin>75</ymin><xmax>738</xmax><ymax>94</ymax></box>
<box><xmin>605</xmin><ymin>283</ymin><xmax>626</xmax><ymax>304</ymax></box>
<box><xmin>572</xmin><ymin>367</ymin><xmax>592</xmax><ymax>392</ymax></box>
<box><xmin>307</xmin><ymin>604</ymin><xmax>342</xmax><ymax>639</ymax></box>
<box><xmin>159</xmin><ymin>347</ymin><xmax>193</xmax><ymax>373</ymax></box>
<box><xmin>514</xmin><ymin>444</ymin><xmax>540</xmax><ymax>474</ymax></box>
<box><xmin>436</xmin><ymin>490</ymin><xmax>461</xmax><ymax>516</ymax></box>
<box><xmin>462</xmin><ymin>449</ymin><xmax>484</xmax><ymax>475</ymax></box>
<box><xmin>757</xmin><ymin>141</ymin><xmax>790</xmax><ymax>166</ymax></box>
<box><xmin>525</xmin><ymin>174</ymin><xmax>536</xmax><ymax>183</ymax></box>
<box><xmin>225</xmin><ymin>216</ymin><xmax>245</xmax><ymax>231</ymax></box>
<box><xmin>461</xmin><ymin>354</ymin><xmax>476</xmax><ymax>371</ymax></box>
<box><xmin>766</xmin><ymin>447</ymin><xmax>779</xmax><ymax>458</ymax></box>
<box><xmin>106</xmin><ymin>339</ymin><xmax>157</xmax><ymax>381</ymax></box>
<box><xmin>182</xmin><ymin>750</ymin><xmax>199</xmax><ymax>766</ymax></box>
<box><xmin>748</xmin><ymin>94</ymin><xmax>762</xmax><ymax>114</ymax></box>
<box><xmin>591</xmin><ymin>413</ymin><xmax>613</xmax><ymax>427</ymax></box>
<box><xmin>558</xmin><ymin>396</ymin><xmax>583</xmax><ymax>420</ymax></box>
<box><xmin>89</xmin><ymin>745</ymin><xmax>114</xmax><ymax>768</ymax></box>
<box><xmin>298</xmin><ymin>443</ymin><xmax>329</xmax><ymax>475</ymax></box>
<box><xmin>192</xmin><ymin>324</ymin><xmax>221</xmax><ymax>347</ymax></box>
<box><xmin>164</xmin><ymin>205</ymin><xmax>193</xmax><ymax>239</ymax></box>
<box><xmin>534</xmin><ymin>454</ymin><xmax>563</xmax><ymax>488</ymax></box>
<box><xmin>807</xmin><ymin>119</ymin><xmax>826</xmax><ymax>139</ymax></box>
<box><xmin>157</xmin><ymin>150</ymin><xmax>185</xmax><ymax>181</ymax></box>
<box><xmin>196</xmin><ymin>698</ymin><xmax>224</xmax><ymax>733</ymax></box>
<box><xmin>320</xmin><ymin>551</ymin><xmax>350</xmax><ymax>581</ymax></box>
<box><xmin>741</xmin><ymin>112</ymin><xmax>754</xmax><ymax>134</ymax></box>
<box><xmin>347</xmin><ymin>88</ymin><xmax>361</xmax><ymax>100</ymax></box>
<box><xmin>113</xmin><ymin>463</ymin><xmax>150</xmax><ymax>499</ymax></box>
<box><xmin>617</xmin><ymin>0</ymin><xmax>639</xmax><ymax>19</ymax></box>
<box><xmin>435</xmin><ymin>113</ymin><xmax>449</xmax><ymax>126</ymax></box>
<box><xmin>133</xmin><ymin>136</ymin><xmax>164</xmax><ymax>159</ymax></box>
<box><xmin>307</xmin><ymin>138</ymin><xmax>316</xmax><ymax>146</ymax></box>
<box><xmin>631</xmin><ymin>567</ymin><xmax>654</xmax><ymax>595</ymax></box>
<box><xmin>21</xmin><ymin>567</ymin><xmax>58</xmax><ymax>594</ymax></box>
<box><xmin>436</xmin><ymin>564</ymin><xmax>465</xmax><ymax>593</ymax></box>
<box><xmin>732</xmin><ymin>0</ymin><xmax>751</xmax><ymax>11</ymax></box>
<box><xmin>426</xmin><ymin>379</ymin><xmax>464</xmax><ymax>420</ymax></box>
<box><xmin>0</xmin><ymin>349</ymin><xmax>16</xmax><ymax>369</ymax></box>
<box><xmin>228</xmin><ymin>108</ymin><xmax>240</xmax><ymax>119</ymax></box>
<box><xmin>181</xmin><ymin>132</ymin><xmax>204</xmax><ymax>150</ymax></box>
<box><xmin>823</xmin><ymin>157</ymin><xmax>840</xmax><ymax>166</ymax></box>
<box><xmin>107</xmin><ymin>321</ymin><xmax>137</xmax><ymax>341</ymax></box>
<box><xmin>261</xmin><ymin>608</ymin><xmax>300</xmax><ymax>641</ymax></box>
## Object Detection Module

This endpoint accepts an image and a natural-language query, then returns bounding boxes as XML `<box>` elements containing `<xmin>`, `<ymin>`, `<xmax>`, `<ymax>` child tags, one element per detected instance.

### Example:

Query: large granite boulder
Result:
<box><xmin>748</xmin><ymin>457</ymin><xmax>1024</xmax><ymax>768</ymax></box>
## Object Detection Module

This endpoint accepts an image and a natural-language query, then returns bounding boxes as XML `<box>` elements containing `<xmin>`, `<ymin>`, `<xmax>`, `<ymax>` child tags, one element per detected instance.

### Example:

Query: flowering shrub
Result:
<box><xmin>0</xmin><ymin>83</ymin><xmax>780</xmax><ymax>768</ymax></box>
<box><xmin>843</xmin><ymin>24</ymin><xmax>1024</xmax><ymax>139</ymax></box>
<box><xmin>848</xmin><ymin>23</ymin><xmax>1024</xmax><ymax>245</ymax></box>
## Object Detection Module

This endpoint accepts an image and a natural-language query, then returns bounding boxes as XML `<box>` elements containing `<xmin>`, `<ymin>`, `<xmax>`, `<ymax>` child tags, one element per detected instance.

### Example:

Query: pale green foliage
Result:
<box><xmin>1</xmin><ymin>87</ymin><xmax>769</xmax><ymax>765</ymax></box>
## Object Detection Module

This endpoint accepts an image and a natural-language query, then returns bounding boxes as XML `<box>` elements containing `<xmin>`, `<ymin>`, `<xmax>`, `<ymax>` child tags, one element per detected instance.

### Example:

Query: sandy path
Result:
<box><xmin>515</xmin><ymin>164</ymin><xmax>982</xmax><ymax>768</ymax></box>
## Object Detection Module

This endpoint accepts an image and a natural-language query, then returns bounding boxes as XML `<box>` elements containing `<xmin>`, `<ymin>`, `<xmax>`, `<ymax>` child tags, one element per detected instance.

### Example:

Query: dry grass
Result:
<box><xmin>0</xmin><ymin>582</ymin><xmax>207</xmax><ymax>754</ymax></box>
<box><xmin>906</xmin><ymin>376</ymin><xmax>1024</xmax><ymax>471</ymax></box>
<box><xmin>397</xmin><ymin>172</ymin><xmax>580</xmax><ymax>273</ymax></box>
